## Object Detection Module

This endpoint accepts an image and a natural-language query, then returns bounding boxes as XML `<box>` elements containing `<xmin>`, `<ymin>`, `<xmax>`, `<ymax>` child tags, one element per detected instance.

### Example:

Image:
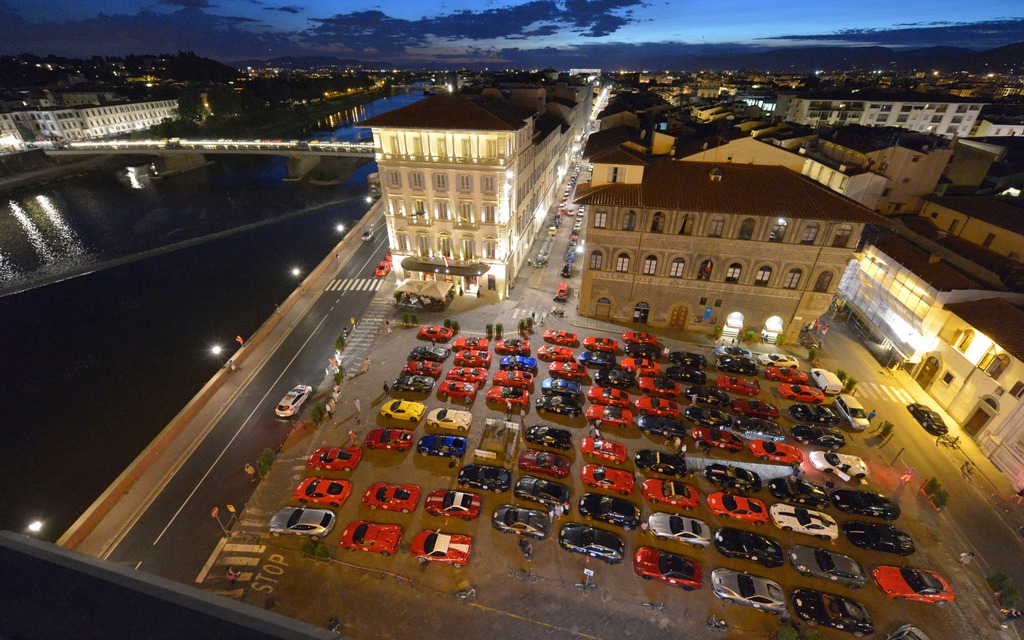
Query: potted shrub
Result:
<box><xmin>835</xmin><ymin>369</ymin><xmax>848</xmax><ymax>383</ymax></box>
<box><xmin>411</xmin><ymin>313</ymin><xmax>418</xmax><ymax>325</ymax></box>
<box><xmin>519</xmin><ymin>319</ymin><xmax>527</xmax><ymax>334</ymax></box>
<box><xmin>451</xmin><ymin>320</ymin><xmax>460</xmax><ymax>333</ymax></box>
<box><xmin>919</xmin><ymin>476</ymin><xmax>948</xmax><ymax>511</ymax></box>
<box><xmin>257</xmin><ymin>448</ymin><xmax>276</xmax><ymax>478</ymax></box>
<box><xmin>394</xmin><ymin>292</ymin><xmax>402</xmax><ymax>303</ymax></box>
<box><xmin>844</xmin><ymin>376</ymin><xmax>858</xmax><ymax>393</ymax></box>
<box><xmin>486</xmin><ymin>323</ymin><xmax>493</xmax><ymax>337</ymax></box>
<box><xmin>443</xmin><ymin>318</ymin><xmax>452</xmax><ymax>328</ymax></box>
<box><xmin>808</xmin><ymin>347</ymin><xmax>818</xmax><ymax>362</ymax></box>
<box><xmin>402</xmin><ymin>312</ymin><xmax>410</xmax><ymax>326</ymax></box>
<box><xmin>333</xmin><ymin>370</ymin><xmax>345</xmax><ymax>385</ymax></box>
<box><xmin>334</xmin><ymin>334</ymin><xmax>346</xmax><ymax>351</ymax></box>
<box><xmin>495</xmin><ymin>322</ymin><xmax>503</xmax><ymax>338</ymax></box>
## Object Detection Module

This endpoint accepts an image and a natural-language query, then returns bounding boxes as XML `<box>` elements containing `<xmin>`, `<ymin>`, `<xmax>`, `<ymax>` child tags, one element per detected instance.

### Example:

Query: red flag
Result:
<box><xmin>236</xmin><ymin>335</ymin><xmax>245</xmax><ymax>346</ymax></box>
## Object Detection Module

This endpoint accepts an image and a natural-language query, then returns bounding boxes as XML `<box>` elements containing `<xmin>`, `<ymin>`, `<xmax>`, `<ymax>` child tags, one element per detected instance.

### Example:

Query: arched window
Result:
<box><xmin>589</xmin><ymin>250</ymin><xmax>603</xmax><ymax>270</ymax></box>
<box><xmin>616</xmin><ymin>253</ymin><xmax>631</xmax><ymax>273</ymax></box>
<box><xmin>831</xmin><ymin>224</ymin><xmax>853</xmax><ymax>248</ymax></box>
<box><xmin>769</xmin><ymin>219</ymin><xmax>787</xmax><ymax>243</ymax></box>
<box><xmin>801</xmin><ymin>223</ymin><xmax>819</xmax><ymax>245</ymax></box>
<box><xmin>622</xmin><ymin>211</ymin><xmax>636</xmax><ymax>231</ymax></box>
<box><xmin>813</xmin><ymin>270</ymin><xmax>834</xmax><ymax>292</ymax></box>
<box><xmin>670</xmin><ymin>258</ymin><xmax>685</xmax><ymax>278</ymax></box>
<box><xmin>755</xmin><ymin>266</ymin><xmax>772</xmax><ymax>287</ymax></box>
<box><xmin>955</xmin><ymin>329</ymin><xmax>974</xmax><ymax>353</ymax></box>
<box><xmin>986</xmin><ymin>353</ymin><xmax>1011</xmax><ymax>380</ymax></box>
<box><xmin>650</xmin><ymin>212</ymin><xmax>665</xmax><ymax>233</ymax></box>
<box><xmin>738</xmin><ymin>218</ymin><xmax>756</xmax><ymax>240</ymax></box>
<box><xmin>725</xmin><ymin>263</ymin><xmax>742</xmax><ymax>283</ymax></box>
<box><xmin>678</xmin><ymin>213</ymin><xmax>694</xmax><ymax>235</ymax></box>
<box><xmin>709</xmin><ymin>216</ymin><xmax>724</xmax><ymax>238</ymax></box>
<box><xmin>697</xmin><ymin>259</ymin><xmax>713</xmax><ymax>281</ymax></box>
<box><xmin>783</xmin><ymin>268</ymin><xmax>802</xmax><ymax>289</ymax></box>
<box><xmin>643</xmin><ymin>255</ymin><xmax>658</xmax><ymax>275</ymax></box>
<box><xmin>438</xmin><ymin>235</ymin><xmax>453</xmax><ymax>257</ymax></box>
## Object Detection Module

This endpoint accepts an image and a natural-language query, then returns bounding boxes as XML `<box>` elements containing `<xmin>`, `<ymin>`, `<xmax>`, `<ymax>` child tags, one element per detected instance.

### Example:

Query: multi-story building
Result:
<box><xmin>362</xmin><ymin>90</ymin><xmax>589</xmax><ymax>300</ymax></box>
<box><xmin>920</xmin><ymin>196</ymin><xmax>1024</xmax><ymax>263</ymax></box>
<box><xmin>2</xmin><ymin>98</ymin><xmax>177</xmax><ymax>142</ymax></box>
<box><xmin>574</xmin><ymin>154</ymin><xmax>880</xmax><ymax>344</ymax></box>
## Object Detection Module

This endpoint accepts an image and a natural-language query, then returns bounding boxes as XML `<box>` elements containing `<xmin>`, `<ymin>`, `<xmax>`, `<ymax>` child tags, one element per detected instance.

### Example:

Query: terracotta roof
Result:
<box><xmin>573</xmin><ymin>159</ymin><xmax>881</xmax><ymax>224</ymax></box>
<box><xmin>926</xmin><ymin>196</ymin><xmax>1024</xmax><ymax>236</ymax></box>
<box><xmin>584</xmin><ymin>126</ymin><xmax>643</xmax><ymax>157</ymax></box>
<box><xmin>590</xmin><ymin>145</ymin><xmax>649</xmax><ymax>166</ymax></box>
<box><xmin>901</xmin><ymin>216</ymin><xmax>1024</xmax><ymax>285</ymax></box>
<box><xmin>360</xmin><ymin>94</ymin><xmax>532</xmax><ymax>131</ymax></box>
<box><xmin>870</xmin><ymin>234</ymin><xmax>983</xmax><ymax>291</ymax></box>
<box><xmin>944</xmin><ymin>298</ymin><xmax>1024</xmax><ymax>363</ymax></box>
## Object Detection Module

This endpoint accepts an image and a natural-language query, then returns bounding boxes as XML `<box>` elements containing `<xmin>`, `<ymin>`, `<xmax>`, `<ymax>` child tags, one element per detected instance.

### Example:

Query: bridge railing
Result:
<box><xmin>56</xmin><ymin>139</ymin><xmax>375</xmax><ymax>155</ymax></box>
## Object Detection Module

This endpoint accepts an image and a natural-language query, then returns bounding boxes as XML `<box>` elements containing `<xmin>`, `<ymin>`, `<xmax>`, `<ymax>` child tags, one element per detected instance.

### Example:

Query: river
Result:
<box><xmin>0</xmin><ymin>90</ymin><xmax>422</xmax><ymax>537</ymax></box>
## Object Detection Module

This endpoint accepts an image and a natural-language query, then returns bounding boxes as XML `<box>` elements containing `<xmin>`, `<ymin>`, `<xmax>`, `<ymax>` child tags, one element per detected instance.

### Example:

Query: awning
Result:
<box><xmin>400</xmin><ymin>256</ymin><xmax>491</xmax><ymax>277</ymax></box>
<box><xmin>420</xmin><ymin>281</ymin><xmax>453</xmax><ymax>299</ymax></box>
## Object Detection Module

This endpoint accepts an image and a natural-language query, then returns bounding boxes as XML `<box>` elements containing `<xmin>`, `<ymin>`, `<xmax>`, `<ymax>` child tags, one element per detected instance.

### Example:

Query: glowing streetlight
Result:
<box><xmin>365</xmin><ymin>196</ymin><xmax>373</xmax><ymax>203</ymax></box>
<box><xmin>211</xmin><ymin>345</ymin><xmax>222</xmax><ymax>356</ymax></box>
<box><xmin>291</xmin><ymin>267</ymin><xmax>302</xmax><ymax>277</ymax></box>
<box><xmin>336</xmin><ymin>224</ymin><xmax>345</xmax><ymax>233</ymax></box>
<box><xmin>27</xmin><ymin>521</ymin><xmax>43</xmax><ymax>534</ymax></box>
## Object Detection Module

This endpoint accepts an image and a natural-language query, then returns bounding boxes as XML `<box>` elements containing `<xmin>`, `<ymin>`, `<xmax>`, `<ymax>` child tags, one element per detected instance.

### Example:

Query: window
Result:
<box><xmin>488</xmin><ymin>274</ymin><xmax>496</xmax><ymax>290</ymax></box>
<box><xmin>813</xmin><ymin>271</ymin><xmax>833</xmax><ymax>292</ymax></box>
<box><xmin>699</xmin><ymin>297</ymin><xmax>707</xmax><ymax>306</ymax></box>
<box><xmin>459</xmin><ymin>203</ymin><xmax>473</xmax><ymax>222</ymax></box>
<box><xmin>650</xmin><ymin>212</ymin><xmax>665</xmax><ymax>233</ymax></box>
<box><xmin>697</xmin><ymin>259</ymin><xmax>713</xmax><ymax>281</ymax></box>
<box><xmin>643</xmin><ymin>255</ymin><xmax>658</xmax><ymax>275</ymax></box>
<box><xmin>412</xmin><ymin>199</ymin><xmax>426</xmax><ymax>216</ymax></box>
<box><xmin>1010</xmin><ymin>381</ymin><xmax>1024</xmax><ymax>399</ymax></box>
<box><xmin>942</xmin><ymin>371</ymin><xmax>955</xmax><ymax>385</ymax></box>
<box><xmin>435</xmin><ymin>138</ymin><xmax>447</xmax><ymax>157</ymax></box>
<box><xmin>395</xmin><ymin>233</ymin><xmax>409</xmax><ymax>252</ymax></box>
<box><xmin>436</xmin><ymin>201</ymin><xmax>449</xmax><ymax>220</ymax></box>
<box><xmin>709</xmin><ymin>216</ymin><xmax>724</xmax><ymax>237</ymax></box>
<box><xmin>412</xmin><ymin>138</ymin><xmax>423</xmax><ymax>155</ymax></box>
<box><xmin>438</xmin><ymin>236</ymin><xmax>453</xmax><ymax>257</ymax></box>
<box><xmin>981</xmin><ymin>351</ymin><xmax>1010</xmax><ymax>380</ymax></box>
<box><xmin>458</xmin><ymin>175</ymin><xmax>472</xmax><ymax>192</ymax></box>
<box><xmin>594</xmin><ymin>211</ymin><xmax>608</xmax><ymax>228</ymax></box>
<box><xmin>801</xmin><ymin>223</ymin><xmax>819</xmax><ymax>245</ymax></box>
<box><xmin>622</xmin><ymin>211</ymin><xmax>636</xmax><ymax>231</ymax></box>
<box><xmin>389</xmin><ymin>198</ymin><xmax>404</xmax><ymax>217</ymax></box>
<box><xmin>725</xmin><ymin>263</ymin><xmax>742</xmax><ymax>283</ymax></box>
<box><xmin>482</xmin><ymin>205</ymin><xmax>496</xmax><ymax>224</ymax></box>
<box><xmin>769</xmin><ymin>219</ymin><xmax>787</xmax><ymax>243</ymax></box>
<box><xmin>484</xmin><ymin>240</ymin><xmax>497</xmax><ymax>259</ymax></box>
<box><xmin>677</xmin><ymin>213</ymin><xmax>694</xmax><ymax>235</ymax></box>
<box><xmin>616</xmin><ymin>253</ymin><xmax>631</xmax><ymax>273</ymax></box>
<box><xmin>755</xmin><ymin>266</ymin><xmax>772</xmax><ymax>287</ymax></box>
<box><xmin>738</xmin><ymin>218</ymin><xmax>756</xmax><ymax>240</ymax></box>
<box><xmin>460</xmin><ymin>237</ymin><xmax>475</xmax><ymax>259</ymax></box>
<box><xmin>955</xmin><ymin>329</ymin><xmax>975</xmax><ymax>353</ymax></box>
<box><xmin>387</xmin><ymin>171</ymin><xmax>401</xmax><ymax>188</ymax></box>
<box><xmin>410</xmin><ymin>172</ymin><xmax>425</xmax><ymax>189</ymax></box>
<box><xmin>783</xmin><ymin>268</ymin><xmax>802</xmax><ymax>289</ymax></box>
<box><xmin>590</xmin><ymin>251</ymin><xmax>603</xmax><ymax>270</ymax></box>
<box><xmin>670</xmin><ymin>258</ymin><xmax>685</xmax><ymax>278</ymax></box>
<box><xmin>485</xmin><ymin>140</ymin><xmax>497</xmax><ymax>158</ymax></box>
<box><xmin>831</xmin><ymin>225</ymin><xmax>852</xmax><ymax>248</ymax></box>
<box><xmin>983</xmin><ymin>233</ymin><xmax>996</xmax><ymax>248</ymax></box>
<box><xmin>434</xmin><ymin>174</ymin><xmax>448</xmax><ymax>191</ymax></box>
<box><xmin>460</xmin><ymin>139</ymin><xmax>471</xmax><ymax>157</ymax></box>
<box><xmin>417</xmin><ymin>235</ymin><xmax>431</xmax><ymax>256</ymax></box>
<box><xmin>609</xmin><ymin>167</ymin><xmax>620</xmax><ymax>183</ymax></box>
<box><xmin>482</xmin><ymin>176</ymin><xmax>496</xmax><ymax>193</ymax></box>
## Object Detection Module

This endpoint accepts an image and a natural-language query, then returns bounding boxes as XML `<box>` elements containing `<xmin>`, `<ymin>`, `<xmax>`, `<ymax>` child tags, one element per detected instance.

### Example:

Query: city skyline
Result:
<box><xmin>1</xmin><ymin>0</ymin><xmax>1023</xmax><ymax>69</ymax></box>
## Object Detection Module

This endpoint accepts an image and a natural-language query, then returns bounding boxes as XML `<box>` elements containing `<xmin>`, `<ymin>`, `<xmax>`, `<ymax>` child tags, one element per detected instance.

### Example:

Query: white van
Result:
<box><xmin>361</xmin><ymin>226</ymin><xmax>375</xmax><ymax>242</ymax></box>
<box><xmin>834</xmin><ymin>394</ymin><xmax>870</xmax><ymax>431</ymax></box>
<box><xmin>809</xmin><ymin>368</ymin><xmax>843</xmax><ymax>396</ymax></box>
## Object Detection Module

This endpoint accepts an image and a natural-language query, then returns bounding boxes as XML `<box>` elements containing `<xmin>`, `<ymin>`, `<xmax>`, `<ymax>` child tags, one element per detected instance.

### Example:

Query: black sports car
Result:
<box><xmin>789</xmin><ymin>404</ymin><xmax>841</xmax><ymax>426</ymax></box>
<box><xmin>524</xmin><ymin>424</ymin><xmax>572</xmax><ymax>451</ymax></box>
<box><xmin>716</xmin><ymin>356</ymin><xmax>757</xmax><ymax>376</ymax></box>
<box><xmin>513</xmin><ymin>475</ymin><xmax>571</xmax><ymax>509</ymax></box>
<box><xmin>637</xmin><ymin>415</ymin><xmax>687</xmax><ymax>439</ymax></box>
<box><xmin>558</xmin><ymin>523</ymin><xmax>624</xmax><ymax>564</ymax></box>
<box><xmin>668</xmin><ymin>351</ymin><xmax>706</xmax><ymax>369</ymax></box>
<box><xmin>684</xmin><ymin>406</ymin><xmax>733</xmax><ymax>429</ymax></box>
<box><xmin>767</xmin><ymin>477</ymin><xmax>830</xmax><ymax>510</ymax></box>
<box><xmin>906</xmin><ymin>403</ymin><xmax>949</xmax><ymax>435</ymax></box>
<box><xmin>790</xmin><ymin>588</ymin><xmax>874</xmax><ymax>637</ymax></box>
<box><xmin>594</xmin><ymin>368</ymin><xmax>637</xmax><ymax>390</ymax></box>
<box><xmin>666</xmin><ymin>366</ymin><xmax>707</xmax><ymax>385</ymax></box>
<box><xmin>625</xmin><ymin>343</ymin><xmax>661</xmax><ymax>360</ymax></box>
<box><xmin>830</xmin><ymin>490</ymin><xmax>901</xmax><ymax>521</ymax></box>
<box><xmin>704</xmin><ymin>463</ymin><xmax>762</xmax><ymax>493</ymax></box>
<box><xmin>408</xmin><ymin>346</ymin><xmax>451</xmax><ymax>362</ymax></box>
<box><xmin>790</xmin><ymin>424</ymin><xmax>846</xmax><ymax>450</ymax></box>
<box><xmin>391</xmin><ymin>375</ymin><xmax>436</xmax><ymax>393</ymax></box>
<box><xmin>726</xmin><ymin>417</ymin><xmax>786</xmax><ymax>442</ymax></box>
<box><xmin>456</xmin><ymin>464</ymin><xmax>512</xmax><ymax>493</ymax></box>
<box><xmin>713</xmin><ymin>526</ymin><xmax>784</xmax><ymax>568</ymax></box>
<box><xmin>684</xmin><ymin>386</ymin><xmax>731</xmax><ymax>408</ymax></box>
<box><xmin>578</xmin><ymin>493</ymin><xmax>641</xmax><ymax>530</ymax></box>
<box><xmin>843</xmin><ymin>520</ymin><xmax>915</xmax><ymax>556</ymax></box>
<box><xmin>535</xmin><ymin>394</ymin><xmax>583</xmax><ymax>417</ymax></box>
<box><xmin>634</xmin><ymin>450</ymin><xmax>688</xmax><ymax>479</ymax></box>
<box><xmin>560</xmin><ymin>263</ymin><xmax>573</xmax><ymax>278</ymax></box>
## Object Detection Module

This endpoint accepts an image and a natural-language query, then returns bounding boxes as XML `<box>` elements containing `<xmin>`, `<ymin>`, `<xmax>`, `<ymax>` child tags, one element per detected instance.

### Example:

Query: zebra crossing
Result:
<box><xmin>324</xmin><ymin>277</ymin><xmax>384</xmax><ymax>292</ymax></box>
<box><xmin>853</xmin><ymin>381</ymin><xmax>915</xmax><ymax>404</ymax></box>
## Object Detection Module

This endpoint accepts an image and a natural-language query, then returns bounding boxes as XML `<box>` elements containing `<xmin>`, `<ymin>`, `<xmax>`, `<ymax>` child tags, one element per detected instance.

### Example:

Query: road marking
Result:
<box><xmin>221</xmin><ymin>556</ymin><xmax>261</xmax><ymax>566</ymax></box>
<box><xmin>325</xmin><ymin>278</ymin><xmax>384</xmax><ymax>292</ymax></box>
<box><xmin>223</xmin><ymin>543</ymin><xmax>266</xmax><ymax>553</ymax></box>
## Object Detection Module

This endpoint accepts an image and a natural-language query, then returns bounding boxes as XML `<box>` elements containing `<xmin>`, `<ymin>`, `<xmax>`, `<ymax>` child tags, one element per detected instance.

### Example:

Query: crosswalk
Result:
<box><xmin>853</xmin><ymin>381</ymin><xmax>915</xmax><ymax>404</ymax></box>
<box><xmin>324</xmin><ymin>277</ymin><xmax>384</xmax><ymax>292</ymax></box>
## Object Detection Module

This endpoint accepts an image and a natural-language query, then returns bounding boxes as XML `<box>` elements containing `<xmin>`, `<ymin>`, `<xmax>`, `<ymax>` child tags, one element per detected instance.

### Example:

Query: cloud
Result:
<box><xmin>160</xmin><ymin>0</ymin><xmax>214</xmax><ymax>8</ymax></box>
<box><xmin>766</xmin><ymin>18</ymin><xmax>1024</xmax><ymax>49</ymax></box>
<box><xmin>265</xmin><ymin>5</ymin><xmax>302</xmax><ymax>14</ymax></box>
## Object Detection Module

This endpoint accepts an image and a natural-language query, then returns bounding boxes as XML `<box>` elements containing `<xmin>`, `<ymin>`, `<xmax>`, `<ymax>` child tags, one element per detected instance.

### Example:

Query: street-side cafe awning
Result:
<box><xmin>400</xmin><ymin>256</ymin><xmax>490</xmax><ymax>278</ymax></box>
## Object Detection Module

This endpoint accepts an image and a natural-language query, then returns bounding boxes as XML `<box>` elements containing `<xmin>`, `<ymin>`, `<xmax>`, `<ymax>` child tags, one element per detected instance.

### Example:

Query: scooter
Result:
<box><xmin>550</xmin><ymin>307</ymin><xmax>565</xmax><ymax>317</ymax></box>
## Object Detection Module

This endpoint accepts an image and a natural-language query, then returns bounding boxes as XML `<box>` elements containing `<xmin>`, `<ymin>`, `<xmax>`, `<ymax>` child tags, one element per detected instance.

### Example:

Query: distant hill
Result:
<box><xmin>232</xmin><ymin>56</ymin><xmax>386</xmax><ymax>71</ymax></box>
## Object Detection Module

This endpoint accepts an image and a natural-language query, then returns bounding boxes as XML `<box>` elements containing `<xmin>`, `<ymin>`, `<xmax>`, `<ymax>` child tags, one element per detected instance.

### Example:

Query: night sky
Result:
<box><xmin>1</xmin><ymin>0</ymin><xmax>1023</xmax><ymax>68</ymax></box>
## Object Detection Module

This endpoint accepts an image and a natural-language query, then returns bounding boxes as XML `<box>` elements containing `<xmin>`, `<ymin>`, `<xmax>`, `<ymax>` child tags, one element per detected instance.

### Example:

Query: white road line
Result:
<box><xmin>223</xmin><ymin>543</ymin><xmax>266</xmax><ymax>553</ymax></box>
<box><xmin>220</xmin><ymin>556</ymin><xmax>261</xmax><ymax>566</ymax></box>
<box><xmin>195</xmin><ymin>536</ymin><xmax>228</xmax><ymax>583</ymax></box>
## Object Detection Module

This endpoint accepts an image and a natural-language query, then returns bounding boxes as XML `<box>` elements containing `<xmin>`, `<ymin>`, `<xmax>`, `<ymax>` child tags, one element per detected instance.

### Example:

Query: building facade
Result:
<box><xmin>1</xmin><ymin>98</ymin><xmax>177</xmax><ymax>143</ymax></box>
<box><xmin>776</xmin><ymin>93</ymin><xmax>985</xmax><ymax>139</ymax></box>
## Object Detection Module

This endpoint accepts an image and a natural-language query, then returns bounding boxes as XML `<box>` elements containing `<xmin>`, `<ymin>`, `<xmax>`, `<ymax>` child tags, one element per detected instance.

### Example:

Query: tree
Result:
<box><xmin>206</xmin><ymin>84</ymin><xmax>242</xmax><ymax>118</ymax></box>
<box><xmin>176</xmin><ymin>85</ymin><xmax>204</xmax><ymax>123</ymax></box>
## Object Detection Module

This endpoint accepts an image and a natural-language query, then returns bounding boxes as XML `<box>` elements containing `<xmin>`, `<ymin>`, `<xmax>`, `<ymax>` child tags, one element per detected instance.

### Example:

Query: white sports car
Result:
<box><xmin>275</xmin><ymin>385</ymin><xmax>313</xmax><ymax>417</ymax></box>
<box><xmin>809</xmin><ymin>451</ymin><xmax>869</xmax><ymax>481</ymax></box>
<box><xmin>757</xmin><ymin>353</ymin><xmax>800</xmax><ymax>369</ymax></box>
<box><xmin>710</xmin><ymin>568</ymin><xmax>787</xmax><ymax>615</ymax></box>
<box><xmin>426</xmin><ymin>407</ymin><xmax>473</xmax><ymax>432</ymax></box>
<box><xmin>646</xmin><ymin>512</ymin><xmax>712</xmax><ymax>549</ymax></box>
<box><xmin>769</xmin><ymin>504</ymin><xmax>839</xmax><ymax>540</ymax></box>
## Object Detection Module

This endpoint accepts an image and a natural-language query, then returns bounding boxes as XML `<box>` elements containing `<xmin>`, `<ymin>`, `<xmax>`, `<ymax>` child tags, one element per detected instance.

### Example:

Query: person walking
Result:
<box><xmin>362</xmin><ymin>358</ymin><xmax>370</xmax><ymax>373</ymax></box>
<box><xmin>226</xmin><ymin>567</ymin><xmax>239</xmax><ymax>584</ymax></box>
<box><xmin>900</xmin><ymin>467</ymin><xmax>916</xmax><ymax>483</ymax></box>
<box><xmin>349</xmin><ymin>430</ymin><xmax>358</xmax><ymax>445</ymax></box>
<box><xmin>385</xmin><ymin>320</ymin><xmax>391</xmax><ymax>333</ymax></box>
<box><xmin>354</xmin><ymin>398</ymin><xmax>362</xmax><ymax>414</ymax></box>
<box><xmin>866</xmin><ymin>409</ymin><xmax>877</xmax><ymax>423</ymax></box>
<box><xmin>244</xmin><ymin>463</ymin><xmax>257</xmax><ymax>483</ymax></box>
<box><xmin>1015</xmin><ymin>488</ymin><xmax>1024</xmax><ymax>505</ymax></box>
<box><xmin>506</xmin><ymin>400</ymin><xmax>513</xmax><ymax>421</ymax></box>
<box><xmin>383</xmin><ymin>381</ymin><xmax>390</xmax><ymax>398</ymax></box>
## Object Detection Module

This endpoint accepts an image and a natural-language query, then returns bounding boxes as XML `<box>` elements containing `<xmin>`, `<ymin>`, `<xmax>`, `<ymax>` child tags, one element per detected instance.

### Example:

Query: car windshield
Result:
<box><xmin>736</xmin><ymin>573</ymin><xmax>756</xmax><ymax>597</ymax></box>
<box><xmin>352</xmin><ymin>522</ymin><xmax>368</xmax><ymax>543</ymax></box>
<box><xmin>659</xmin><ymin>553</ymin><xmax>694</xmax><ymax>578</ymax></box>
<box><xmin>721</xmin><ymin>494</ymin><xmax>739</xmax><ymax>510</ymax></box>
<box><xmin>848</xmin><ymin>406</ymin><xmax>867</xmax><ymax>418</ymax></box>
<box><xmin>901</xmin><ymin>568</ymin><xmax>943</xmax><ymax>593</ymax></box>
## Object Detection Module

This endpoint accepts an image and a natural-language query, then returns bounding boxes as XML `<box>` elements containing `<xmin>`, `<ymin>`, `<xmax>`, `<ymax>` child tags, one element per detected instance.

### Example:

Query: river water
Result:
<box><xmin>0</xmin><ymin>91</ymin><xmax>421</xmax><ymax>536</ymax></box>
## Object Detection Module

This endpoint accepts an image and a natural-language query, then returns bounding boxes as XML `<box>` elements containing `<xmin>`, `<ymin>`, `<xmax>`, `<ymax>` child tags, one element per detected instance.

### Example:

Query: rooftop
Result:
<box><xmin>360</xmin><ymin>93</ymin><xmax>533</xmax><ymax>131</ymax></box>
<box><xmin>925</xmin><ymin>196</ymin><xmax>1024</xmax><ymax>236</ymax></box>
<box><xmin>869</xmin><ymin>234</ymin><xmax>984</xmax><ymax>292</ymax></box>
<box><xmin>944</xmin><ymin>297</ymin><xmax>1024</xmax><ymax>363</ymax></box>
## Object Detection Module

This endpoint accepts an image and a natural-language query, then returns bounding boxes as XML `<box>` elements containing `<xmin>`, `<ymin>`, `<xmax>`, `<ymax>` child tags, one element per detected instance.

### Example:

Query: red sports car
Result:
<box><xmin>492</xmin><ymin>369</ymin><xmax>535</xmax><ymax>389</ymax></box>
<box><xmin>707</xmin><ymin>492</ymin><xmax>769</xmax><ymax>525</ymax></box>
<box><xmin>543</xmin><ymin>329</ymin><xmax>579</xmax><ymax>347</ymax></box>
<box><xmin>749</xmin><ymin>440</ymin><xmax>804</xmax><ymax>465</ymax></box>
<box><xmin>619</xmin><ymin>357</ymin><xmax>659</xmax><ymax>375</ymax></box>
<box><xmin>518</xmin><ymin>448</ymin><xmax>572</xmax><ymax>478</ymax></box>
<box><xmin>339</xmin><ymin>520</ymin><xmax>403</xmax><ymax>555</ymax></box>
<box><xmin>374</xmin><ymin>261</ymin><xmax>391</xmax><ymax>277</ymax></box>
<box><xmin>581</xmin><ymin>436</ymin><xmax>628</xmax><ymax>464</ymax></box>
<box><xmin>363</xmin><ymin>428</ymin><xmax>414</xmax><ymax>451</ymax></box>
<box><xmin>690</xmin><ymin>427</ymin><xmax>745</xmax><ymax>452</ymax></box>
<box><xmin>362</xmin><ymin>481</ymin><xmax>421</xmax><ymax>513</ymax></box>
<box><xmin>537</xmin><ymin>345</ymin><xmax>575</xmax><ymax>362</ymax></box>
<box><xmin>764</xmin><ymin>366</ymin><xmax>809</xmax><ymax>384</ymax></box>
<box><xmin>633</xmin><ymin>546</ymin><xmax>702</xmax><ymax>590</ymax></box>
<box><xmin>549</xmin><ymin>361</ymin><xmax>588</xmax><ymax>380</ymax></box>
<box><xmin>410</xmin><ymin>530</ymin><xmax>473</xmax><ymax>567</ymax></box>
<box><xmin>731</xmin><ymin>399</ymin><xmax>781</xmax><ymax>420</ymax></box>
<box><xmin>778</xmin><ymin>384</ymin><xmax>826</xmax><ymax>404</ymax></box>
<box><xmin>494</xmin><ymin>338</ymin><xmax>531</xmax><ymax>356</ymax></box>
<box><xmin>586</xmin><ymin>386</ymin><xmax>632</xmax><ymax>408</ymax></box>
<box><xmin>638</xmin><ymin>376</ymin><xmax>682</xmax><ymax>399</ymax></box>
<box><xmin>424</xmin><ymin>489</ymin><xmax>482</xmax><ymax>521</ymax></box>
<box><xmin>872</xmin><ymin>565</ymin><xmax>954</xmax><ymax>604</ymax></box>
<box><xmin>446</xmin><ymin>367</ymin><xmax>488</xmax><ymax>385</ymax></box>
<box><xmin>438</xmin><ymin>380</ymin><xmax>479</xmax><ymax>401</ymax></box>
<box><xmin>716</xmin><ymin>375</ymin><xmax>761</xmax><ymax>396</ymax></box>
<box><xmin>454</xmin><ymin>350</ymin><xmax>491</xmax><ymax>368</ymax></box>
<box><xmin>583</xmin><ymin>336</ymin><xmax>619</xmax><ymax>353</ymax></box>
<box><xmin>486</xmin><ymin>385</ymin><xmax>530</xmax><ymax>407</ymax></box>
<box><xmin>633</xmin><ymin>396</ymin><xmax>681</xmax><ymax>418</ymax></box>
<box><xmin>402</xmin><ymin>360</ymin><xmax>443</xmax><ymax>378</ymax></box>
<box><xmin>641</xmin><ymin>479</ymin><xmax>699</xmax><ymax>510</ymax></box>
<box><xmin>418</xmin><ymin>325</ymin><xmax>454</xmax><ymax>343</ymax></box>
<box><xmin>581</xmin><ymin>464</ymin><xmax>635</xmax><ymax>495</ymax></box>
<box><xmin>452</xmin><ymin>336</ymin><xmax>489</xmax><ymax>352</ymax></box>
<box><xmin>293</xmin><ymin>477</ymin><xmax>353</xmax><ymax>507</ymax></box>
<box><xmin>306</xmin><ymin>446</ymin><xmax>362</xmax><ymax>472</ymax></box>
<box><xmin>586</xmin><ymin>404</ymin><xmax>634</xmax><ymax>428</ymax></box>
<box><xmin>622</xmin><ymin>331</ymin><xmax>658</xmax><ymax>345</ymax></box>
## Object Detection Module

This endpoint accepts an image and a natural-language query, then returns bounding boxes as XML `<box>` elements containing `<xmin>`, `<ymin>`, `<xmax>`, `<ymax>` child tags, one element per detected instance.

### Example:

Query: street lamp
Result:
<box><xmin>211</xmin><ymin>345</ymin><xmax>223</xmax><ymax>356</ymax></box>
<box><xmin>336</xmin><ymin>223</ymin><xmax>345</xmax><ymax>233</ymax></box>
<box><xmin>27</xmin><ymin>521</ymin><xmax>43</xmax><ymax>534</ymax></box>
<box><xmin>291</xmin><ymin>267</ymin><xmax>302</xmax><ymax>278</ymax></box>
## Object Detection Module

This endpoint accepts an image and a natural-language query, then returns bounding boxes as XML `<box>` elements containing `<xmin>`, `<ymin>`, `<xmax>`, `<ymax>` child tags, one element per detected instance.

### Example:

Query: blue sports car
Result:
<box><xmin>500</xmin><ymin>355</ymin><xmax>538</xmax><ymax>372</ymax></box>
<box><xmin>541</xmin><ymin>377</ymin><xmax>584</xmax><ymax>396</ymax></box>
<box><xmin>579</xmin><ymin>350</ymin><xmax>616</xmax><ymax>369</ymax></box>
<box><xmin>416</xmin><ymin>435</ymin><xmax>467</xmax><ymax>458</ymax></box>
